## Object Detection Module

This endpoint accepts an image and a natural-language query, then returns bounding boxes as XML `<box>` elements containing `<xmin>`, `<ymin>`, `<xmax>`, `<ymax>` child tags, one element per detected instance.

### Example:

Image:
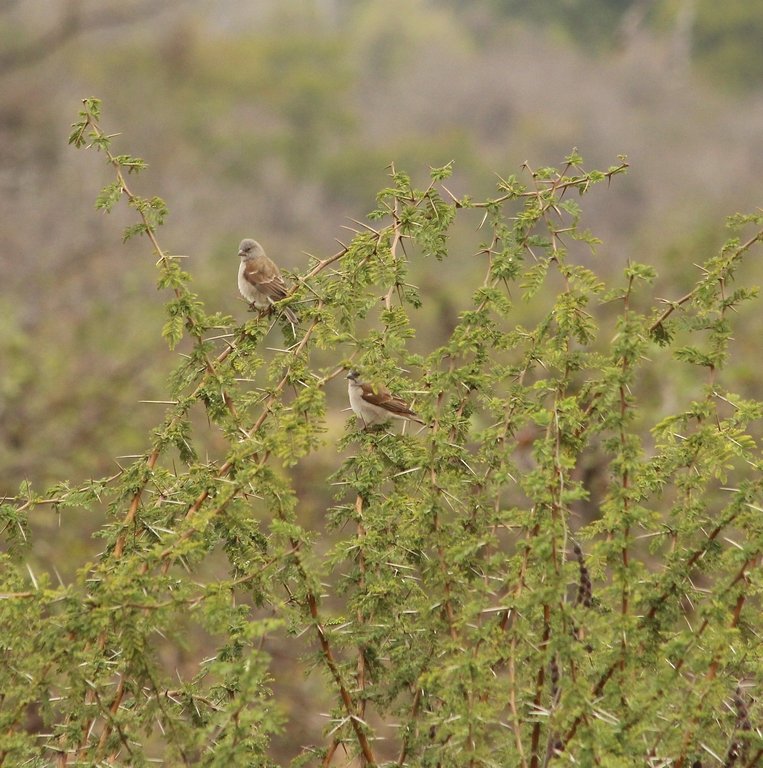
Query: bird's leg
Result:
<box><xmin>247</xmin><ymin>303</ymin><xmax>270</xmax><ymax>319</ymax></box>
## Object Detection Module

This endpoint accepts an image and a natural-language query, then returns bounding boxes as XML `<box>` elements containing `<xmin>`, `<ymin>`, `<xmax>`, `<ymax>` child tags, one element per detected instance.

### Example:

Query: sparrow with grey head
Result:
<box><xmin>237</xmin><ymin>238</ymin><xmax>298</xmax><ymax>325</ymax></box>
<box><xmin>346</xmin><ymin>370</ymin><xmax>425</xmax><ymax>429</ymax></box>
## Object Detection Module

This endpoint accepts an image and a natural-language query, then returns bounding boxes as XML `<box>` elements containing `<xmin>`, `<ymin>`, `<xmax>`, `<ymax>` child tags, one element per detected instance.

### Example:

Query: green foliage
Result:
<box><xmin>475</xmin><ymin>0</ymin><xmax>763</xmax><ymax>92</ymax></box>
<box><xmin>1</xmin><ymin>101</ymin><xmax>762</xmax><ymax>767</ymax></box>
<box><xmin>689</xmin><ymin>0</ymin><xmax>763</xmax><ymax>91</ymax></box>
<box><xmin>480</xmin><ymin>0</ymin><xmax>634</xmax><ymax>50</ymax></box>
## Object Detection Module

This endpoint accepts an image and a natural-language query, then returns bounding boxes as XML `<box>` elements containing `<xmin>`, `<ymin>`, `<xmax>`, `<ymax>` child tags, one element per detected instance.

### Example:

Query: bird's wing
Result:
<box><xmin>242</xmin><ymin>257</ymin><xmax>289</xmax><ymax>302</ymax></box>
<box><xmin>360</xmin><ymin>383</ymin><xmax>421</xmax><ymax>420</ymax></box>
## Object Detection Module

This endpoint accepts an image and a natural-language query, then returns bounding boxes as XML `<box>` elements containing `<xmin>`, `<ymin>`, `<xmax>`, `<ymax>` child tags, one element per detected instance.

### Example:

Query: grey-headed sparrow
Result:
<box><xmin>237</xmin><ymin>238</ymin><xmax>298</xmax><ymax>325</ymax></box>
<box><xmin>346</xmin><ymin>370</ymin><xmax>424</xmax><ymax>428</ymax></box>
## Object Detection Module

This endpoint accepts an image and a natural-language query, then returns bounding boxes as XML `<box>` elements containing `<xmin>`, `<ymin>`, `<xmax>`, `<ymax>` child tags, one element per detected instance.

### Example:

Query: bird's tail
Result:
<box><xmin>282</xmin><ymin>305</ymin><xmax>298</xmax><ymax>326</ymax></box>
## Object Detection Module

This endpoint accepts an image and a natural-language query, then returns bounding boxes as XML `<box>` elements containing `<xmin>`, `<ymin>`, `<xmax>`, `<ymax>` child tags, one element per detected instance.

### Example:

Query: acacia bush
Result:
<box><xmin>0</xmin><ymin>99</ymin><xmax>761</xmax><ymax>767</ymax></box>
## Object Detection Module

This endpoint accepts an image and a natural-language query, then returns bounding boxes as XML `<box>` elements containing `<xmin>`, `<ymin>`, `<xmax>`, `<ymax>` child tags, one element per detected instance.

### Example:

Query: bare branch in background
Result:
<box><xmin>0</xmin><ymin>0</ymin><xmax>187</xmax><ymax>72</ymax></box>
<box><xmin>615</xmin><ymin>0</ymin><xmax>656</xmax><ymax>49</ymax></box>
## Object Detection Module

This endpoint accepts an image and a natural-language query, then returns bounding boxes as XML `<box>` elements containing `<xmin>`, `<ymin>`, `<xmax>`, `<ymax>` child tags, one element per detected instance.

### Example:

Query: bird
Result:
<box><xmin>346</xmin><ymin>370</ymin><xmax>425</xmax><ymax>429</ymax></box>
<box><xmin>237</xmin><ymin>238</ymin><xmax>298</xmax><ymax>325</ymax></box>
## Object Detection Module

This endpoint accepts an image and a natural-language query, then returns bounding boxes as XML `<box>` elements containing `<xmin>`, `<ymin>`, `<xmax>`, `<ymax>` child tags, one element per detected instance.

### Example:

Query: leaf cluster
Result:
<box><xmin>0</xmin><ymin>101</ymin><xmax>761</xmax><ymax>767</ymax></box>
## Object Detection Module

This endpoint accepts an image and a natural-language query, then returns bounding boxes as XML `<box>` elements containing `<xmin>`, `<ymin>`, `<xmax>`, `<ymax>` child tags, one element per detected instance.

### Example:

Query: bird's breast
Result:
<box><xmin>238</xmin><ymin>261</ymin><xmax>263</xmax><ymax>305</ymax></box>
<box><xmin>347</xmin><ymin>383</ymin><xmax>364</xmax><ymax>416</ymax></box>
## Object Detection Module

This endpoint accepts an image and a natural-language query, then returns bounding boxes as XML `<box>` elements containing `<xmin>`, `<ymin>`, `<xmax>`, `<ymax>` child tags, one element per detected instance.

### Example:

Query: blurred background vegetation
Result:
<box><xmin>2</xmin><ymin>0</ymin><xmax>763</xmax><ymax>758</ymax></box>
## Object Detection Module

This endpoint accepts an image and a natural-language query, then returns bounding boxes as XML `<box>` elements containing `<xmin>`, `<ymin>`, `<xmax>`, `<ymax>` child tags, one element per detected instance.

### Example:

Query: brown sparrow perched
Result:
<box><xmin>237</xmin><ymin>238</ymin><xmax>298</xmax><ymax>325</ymax></box>
<box><xmin>346</xmin><ymin>370</ymin><xmax>425</xmax><ymax>428</ymax></box>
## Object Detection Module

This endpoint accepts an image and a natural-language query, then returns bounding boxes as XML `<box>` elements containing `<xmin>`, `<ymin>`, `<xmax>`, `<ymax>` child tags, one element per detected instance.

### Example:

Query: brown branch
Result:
<box><xmin>429</xmin><ymin>366</ymin><xmax>460</xmax><ymax>644</ymax></box>
<box><xmin>507</xmin><ymin>630</ymin><xmax>528</xmax><ymax>768</ymax></box>
<box><xmin>529</xmin><ymin>607</ymin><xmax>551</xmax><ymax>768</ymax></box>
<box><xmin>672</xmin><ymin>555</ymin><xmax>758</xmax><ymax>768</ymax></box>
<box><xmin>649</xmin><ymin>228</ymin><xmax>763</xmax><ymax>334</ymax></box>
<box><xmin>396</xmin><ymin>686</ymin><xmax>422</xmax><ymax>767</ymax></box>
<box><xmin>355</xmin><ymin>494</ymin><xmax>369</xmax><ymax>735</ymax></box>
<box><xmin>469</xmin><ymin>162</ymin><xmax>629</xmax><ymax>210</ymax></box>
<box><xmin>321</xmin><ymin>739</ymin><xmax>341</xmax><ymax>768</ymax></box>
<box><xmin>292</xmin><ymin>541</ymin><xmax>377</xmax><ymax>767</ymax></box>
